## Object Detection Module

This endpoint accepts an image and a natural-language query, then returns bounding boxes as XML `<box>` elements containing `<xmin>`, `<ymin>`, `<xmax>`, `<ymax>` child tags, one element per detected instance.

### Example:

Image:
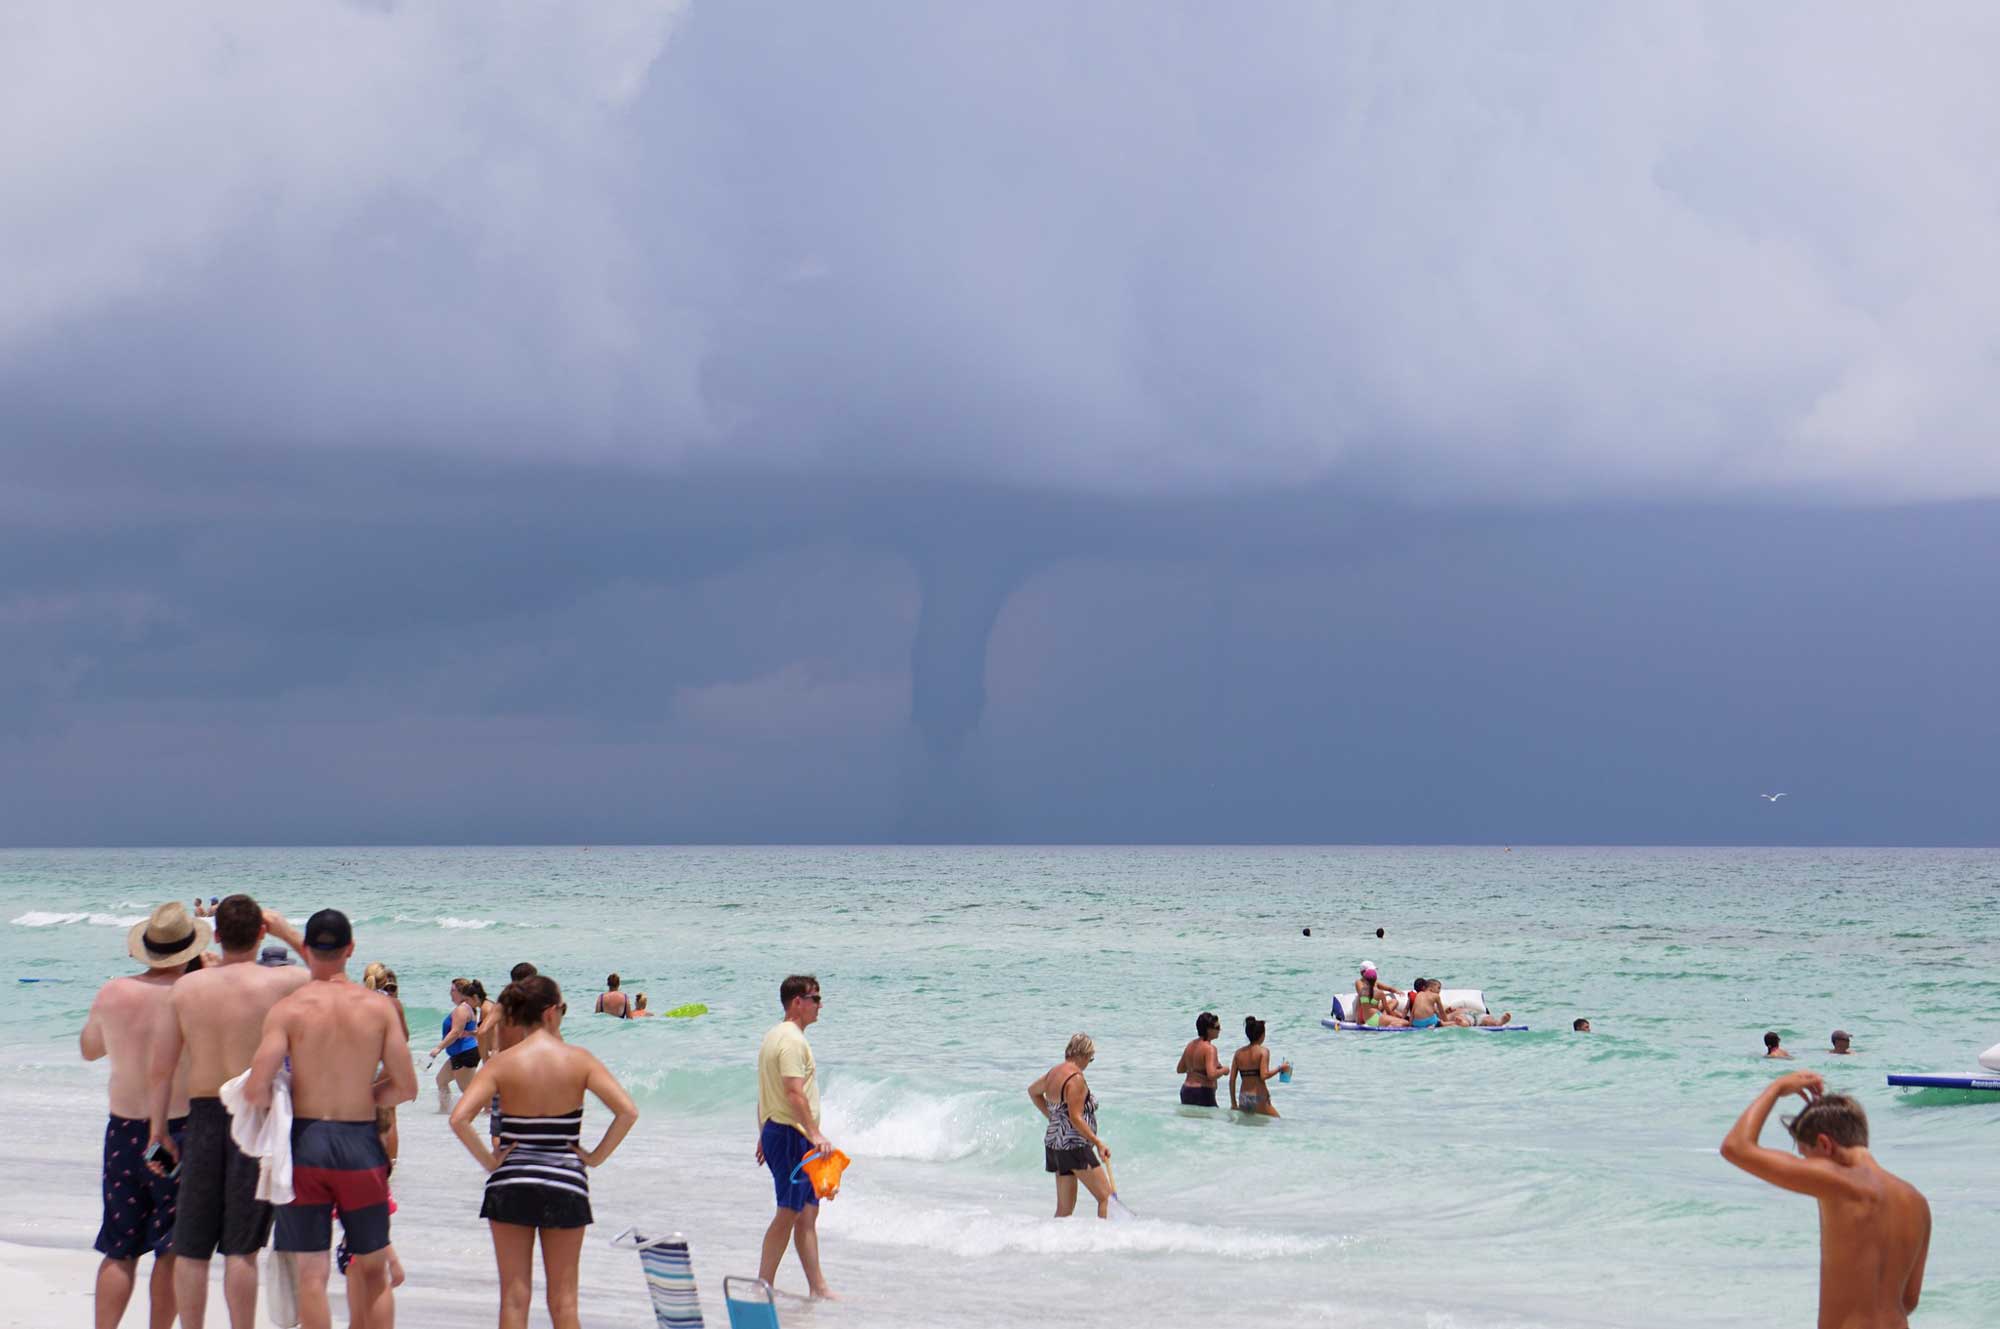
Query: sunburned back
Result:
<box><xmin>175</xmin><ymin>960</ymin><xmax>309</xmax><ymax>1094</ymax></box>
<box><xmin>1816</xmin><ymin>1162</ymin><xmax>1930</xmax><ymax>1329</ymax></box>
<box><xmin>486</xmin><ymin>1031</ymin><xmax>593</xmax><ymax>1116</ymax></box>
<box><xmin>280</xmin><ymin>981</ymin><xmax>397</xmax><ymax>1121</ymax></box>
<box><xmin>97</xmin><ymin>974</ymin><xmax>187</xmax><ymax>1117</ymax></box>
<box><xmin>1180</xmin><ymin>1038</ymin><xmax>1218</xmax><ymax>1085</ymax></box>
<box><xmin>1409</xmin><ymin>988</ymin><xmax>1442</xmax><ymax>1020</ymax></box>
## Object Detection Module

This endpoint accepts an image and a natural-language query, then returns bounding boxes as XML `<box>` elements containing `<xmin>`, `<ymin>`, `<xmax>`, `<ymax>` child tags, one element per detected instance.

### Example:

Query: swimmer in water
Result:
<box><xmin>1765</xmin><ymin>1031</ymin><xmax>1793</xmax><ymax>1060</ymax></box>
<box><xmin>1176</xmin><ymin>1012</ymin><xmax>1225</xmax><ymax>1106</ymax></box>
<box><xmin>1229</xmin><ymin>1017</ymin><xmax>1289</xmax><ymax>1117</ymax></box>
<box><xmin>1351</xmin><ymin>963</ymin><xmax>1409</xmax><ymax>1028</ymax></box>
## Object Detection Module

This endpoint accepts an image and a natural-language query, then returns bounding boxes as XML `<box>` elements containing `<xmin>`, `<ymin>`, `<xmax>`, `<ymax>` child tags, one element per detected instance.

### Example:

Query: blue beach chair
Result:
<box><xmin>724</xmin><ymin>1276</ymin><xmax>782</xmax><ymax>1329</ymax></box>
<box><xmin>612</xmin><ymin>1228</ymin><xmax>705</xmax><ymax>1329</ymax></box>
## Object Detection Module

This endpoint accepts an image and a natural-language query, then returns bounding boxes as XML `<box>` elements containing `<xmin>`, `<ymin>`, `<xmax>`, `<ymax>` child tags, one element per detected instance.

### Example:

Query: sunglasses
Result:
<box><xmin>806</xmin><ymin>993</ymin><xmax>823</xmax><ymax>1004</ymax></box>
<box><xmin>381</xmin><ymin>985</ymin><xmax>398</xmax><ymax>996</ymax></box>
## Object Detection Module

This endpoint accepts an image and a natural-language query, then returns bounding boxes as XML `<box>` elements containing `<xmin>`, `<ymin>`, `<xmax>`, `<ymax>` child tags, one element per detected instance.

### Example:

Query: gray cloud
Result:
<box><xmin>8</xmin><ymin>3</ymin><xmax>2000</xmax><ymax>499</ymax></box>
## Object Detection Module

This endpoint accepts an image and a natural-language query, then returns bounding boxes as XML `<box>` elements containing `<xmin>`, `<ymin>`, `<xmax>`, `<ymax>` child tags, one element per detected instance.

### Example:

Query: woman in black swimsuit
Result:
<box><xmin>1177</xmin><ymin>1011</ymin><xmax>1226</xmax><ymax>1106</ymax></box>
<box><xmin>1230</xmin><ymin>1016</ymin><xmax>1290</xmax><ymax>1118</ymax></box>
<box><xmin>450</xmin><ymin>976</ymin><xmax>640</xmax><ymax>1329</ymax></box>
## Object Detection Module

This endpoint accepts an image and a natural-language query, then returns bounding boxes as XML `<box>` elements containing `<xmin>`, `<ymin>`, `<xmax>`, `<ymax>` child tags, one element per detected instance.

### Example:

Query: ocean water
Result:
<box><xmin>5</xmin><ymin>845</ymin><xmax>1999</xmax><ymax>1328</ymax></box>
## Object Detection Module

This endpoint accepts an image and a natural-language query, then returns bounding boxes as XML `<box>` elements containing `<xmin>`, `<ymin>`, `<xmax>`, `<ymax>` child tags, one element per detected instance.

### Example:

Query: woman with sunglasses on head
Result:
<box><xmin>1029</xmin><ymin>1033</ymin><xmax>1115</xmax><ymax>1218</ymax></box>
<box><xmin>360</xmin><ymin>964</ymin><xmax>409</xmax><ymax>1162</ymax></box>
<box><xmin>451</xmin><ymin>975</ymin><xmax>639</xmax><ymax>1329</ymax></box>
<box><xmin>1177</xmin><ymin>1011</ymin><xmax>1226</xmax><ymax>1106</ymax></box>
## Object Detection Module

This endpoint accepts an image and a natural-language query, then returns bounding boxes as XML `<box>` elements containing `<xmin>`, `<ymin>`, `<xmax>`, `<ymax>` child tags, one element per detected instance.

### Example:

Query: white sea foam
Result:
<box><xmin>10</xmin><ymin>911</ymin><xmax>142</xmax><ymax>928</ymax></box>
<box><xmin>821</xmin><ymin>1082</ymin><xmax>1021</xmax><ymax>1162</ymax></box>
<box><xmin>827</xmin><ymin>1196</ymin><xmax>1339</xmax><ymax>1259</ymax></box>
<box><xmin>390</xmin><ymin>914</ymin><xmax>498</xmax><ymax>929</ymax></box>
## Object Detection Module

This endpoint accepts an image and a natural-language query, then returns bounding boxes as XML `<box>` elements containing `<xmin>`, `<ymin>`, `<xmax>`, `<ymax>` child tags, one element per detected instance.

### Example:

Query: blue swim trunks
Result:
<box><xmin>1411</xmin><ymin>1015</ymin><xmax>1441</xmax><ymax>1029</ymax></box>
<box><xmin>760</xmin><ymin>1120</ymin><xmax>818</xmax><ymax>1211</ymax></box>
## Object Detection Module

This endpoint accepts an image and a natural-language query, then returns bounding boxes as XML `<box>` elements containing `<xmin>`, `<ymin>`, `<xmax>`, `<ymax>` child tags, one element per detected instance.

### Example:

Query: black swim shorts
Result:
<box><xmin>1179</xmin><ymin>1085</ymin><xmax>1219</xmax><ymax>1107</ymax></box>
<box><xmin>172</xmin><ymin>1098</ymin><xmax>273</xmax><ymax>1260</ymax></box>
<box><xmin>448</xmin><ymin>1049</ymin><xmax>480</xmax><ymax>1070</ymax></box>
<box><xmin>1045</xmin><ymin>1144</ymin><xmax>1100</xmax><ymax>1176</ymax></box>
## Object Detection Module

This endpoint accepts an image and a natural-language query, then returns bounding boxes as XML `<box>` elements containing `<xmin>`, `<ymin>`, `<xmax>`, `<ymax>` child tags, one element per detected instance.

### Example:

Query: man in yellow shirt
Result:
<box><xmin>756</xmin><ymin>974</ymin><xmax>833</xmax><ymax>1297</ymax></box>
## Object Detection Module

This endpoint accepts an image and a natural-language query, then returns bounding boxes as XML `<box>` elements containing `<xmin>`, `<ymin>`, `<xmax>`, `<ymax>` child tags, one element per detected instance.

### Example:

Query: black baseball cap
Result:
<box><xmin>303</xmin><ymin>908</ymin><xmax>353</xmax><ymax>952</ymax></box>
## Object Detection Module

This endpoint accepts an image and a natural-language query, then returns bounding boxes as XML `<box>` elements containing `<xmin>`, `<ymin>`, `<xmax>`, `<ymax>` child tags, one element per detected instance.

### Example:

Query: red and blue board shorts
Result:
<box><xmin>275</xmin><ymin>1119</ymin><xmax>391</xmax><ymax>1257</ymax></box>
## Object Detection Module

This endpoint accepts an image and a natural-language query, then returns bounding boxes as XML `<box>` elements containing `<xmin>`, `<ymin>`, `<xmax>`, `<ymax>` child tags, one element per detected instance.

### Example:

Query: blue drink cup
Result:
<box><xmin>1279</xmin><ymin>1065</ymin><xmax>1292</xmax><ymax>1083</ymax></box>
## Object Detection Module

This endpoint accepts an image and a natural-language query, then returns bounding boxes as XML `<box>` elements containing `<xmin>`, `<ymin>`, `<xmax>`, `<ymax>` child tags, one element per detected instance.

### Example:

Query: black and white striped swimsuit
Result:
<box><xmin>480</xmin><ymin>1109</ymin><xmax>593</xmax><ymax>1230</ymax></box>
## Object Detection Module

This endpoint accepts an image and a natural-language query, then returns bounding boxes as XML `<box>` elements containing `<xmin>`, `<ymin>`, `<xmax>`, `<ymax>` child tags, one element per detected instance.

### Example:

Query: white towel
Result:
<box><xmin>218</xmin><ymin>1064</ymin><xmax>294</xmax><ymax>1205</ymax></box>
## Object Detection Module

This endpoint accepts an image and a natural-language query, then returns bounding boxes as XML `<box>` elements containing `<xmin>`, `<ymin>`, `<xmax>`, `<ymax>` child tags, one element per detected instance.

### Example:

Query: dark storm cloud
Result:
<box><xmin>9</xmin><ymin>2</ymin><xmax>2000</xmax><ymax>499</ymax></box>
<box><xmin>4</xmin><ymin>5</ymin><xmax>1999</xmax><ymax>844</ymax></box>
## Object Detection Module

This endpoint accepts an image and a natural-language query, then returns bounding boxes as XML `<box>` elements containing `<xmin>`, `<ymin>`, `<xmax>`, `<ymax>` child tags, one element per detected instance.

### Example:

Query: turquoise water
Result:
<box><xmin>6</xmin><ymin>846</ymin><xmax>1999</xmax><ymax>1327</ymax></box>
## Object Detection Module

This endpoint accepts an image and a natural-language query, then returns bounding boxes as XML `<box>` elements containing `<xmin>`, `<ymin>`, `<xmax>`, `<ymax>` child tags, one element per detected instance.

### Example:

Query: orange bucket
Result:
<box><xmin>790</xmin><ymin>1148</ymin><xmax>852</xmax><ymax>1200</ymax></box>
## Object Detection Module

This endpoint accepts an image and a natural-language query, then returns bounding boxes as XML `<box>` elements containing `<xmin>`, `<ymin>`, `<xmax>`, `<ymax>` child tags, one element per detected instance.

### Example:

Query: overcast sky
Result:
<box><xmin>4</xmin><ymin>3</ymin><xmax>1997</xmax><ymax>845</ymax></box>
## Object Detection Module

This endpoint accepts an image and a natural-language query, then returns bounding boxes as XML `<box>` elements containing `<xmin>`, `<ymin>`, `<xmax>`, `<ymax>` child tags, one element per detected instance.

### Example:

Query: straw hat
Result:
<box><xmin>127</xmin><ymin>901</ymin><xmax>211</xmax><ymax>969</ymax></box>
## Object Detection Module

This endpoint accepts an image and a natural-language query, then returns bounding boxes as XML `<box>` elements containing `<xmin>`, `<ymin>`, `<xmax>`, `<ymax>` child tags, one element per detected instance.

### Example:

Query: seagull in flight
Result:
<box><xmin>1760</xmin><ymin>792</ymin><xmax>1788</xmax><ymax>802</ymax></box>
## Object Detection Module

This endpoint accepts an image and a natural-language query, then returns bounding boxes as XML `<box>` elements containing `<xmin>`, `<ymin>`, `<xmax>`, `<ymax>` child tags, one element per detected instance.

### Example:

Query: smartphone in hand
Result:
<box><xmin>142</xmin><ymin>1140</ymin><xmax>180</xmax><ymax>1179</ymax></box>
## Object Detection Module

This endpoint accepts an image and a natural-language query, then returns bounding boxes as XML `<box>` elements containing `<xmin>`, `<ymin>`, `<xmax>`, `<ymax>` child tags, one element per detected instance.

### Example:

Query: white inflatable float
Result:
<box><xmin>1324</xmin><ymin>988</ymin><xmax>1530</xmax><ymax>1033</ymax></box>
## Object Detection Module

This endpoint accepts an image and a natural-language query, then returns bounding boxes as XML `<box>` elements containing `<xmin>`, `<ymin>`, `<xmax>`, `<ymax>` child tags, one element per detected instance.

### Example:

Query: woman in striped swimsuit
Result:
<box><xmin>1028</xmin><ymin>1033</ymin><xmax>1115</xmax><ymax>1219</ymax></box>
<box><xmin>449</xmin><ymin>975</ymin><xmax>640</xmax><ymax>1329</ymax></box>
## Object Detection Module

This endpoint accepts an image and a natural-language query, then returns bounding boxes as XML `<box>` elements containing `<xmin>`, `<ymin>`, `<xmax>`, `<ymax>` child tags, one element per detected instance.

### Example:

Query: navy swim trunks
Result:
<box><xmin>275</xmin><ymin>1119</ymin><xmax>392</xmax><ymax>1257</ymax></box>
<box><xmin>760</xmin><ymin>1120</ymin><xmax>818</xmax><ymax>1211</ymax></box>
<box><xmin>96</xmin><ymin>1113</ymin><xmax>187</xmax><ymax>1261</ymax></box>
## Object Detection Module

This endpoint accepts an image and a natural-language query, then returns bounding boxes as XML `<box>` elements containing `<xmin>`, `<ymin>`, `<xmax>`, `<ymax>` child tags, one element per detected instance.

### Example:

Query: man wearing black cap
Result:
<box><xmin>246</xmin><ymin>909</ymin><xmax>416</xmax><ymax>1329</ymax></box>
<box><xmin>147</xmin><ymin>896</ymin><xmax>309</xmax><ymax>1329</ymax></box>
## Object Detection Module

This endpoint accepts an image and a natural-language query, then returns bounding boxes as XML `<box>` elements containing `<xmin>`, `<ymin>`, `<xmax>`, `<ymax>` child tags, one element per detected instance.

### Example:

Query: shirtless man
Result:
<box><xmin>1407</xmin><ymin>978</ymin><xmax>1444</xmax><ymax>1028</ymax></box>
<box><xmin>82</xmin><ymin>901</ymin><xmax>207</xmax><ymax>1329</ymax></box>
<box><xmin>1721</xmin><ymin>1071</ymin><xmax>1929</xmax><ymax>1329</ymax></box>
<box><xmin>246</xmin><ymin>909</ymin><xmax>417</xmax><ymax>1329</ymax></box>
<box><xmin>147</xmin><ymin>896</ymin><xmax>309</xmax><ymax>1329</ymax></box>
<box><xmin>1765</xmin><ymin>1031</ymin><xmax>1795</xmax><ymax>1059</ymax></box>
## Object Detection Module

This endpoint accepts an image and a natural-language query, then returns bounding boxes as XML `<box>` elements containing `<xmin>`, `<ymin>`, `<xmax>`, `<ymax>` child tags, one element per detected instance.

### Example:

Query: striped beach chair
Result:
<box><xmin>611</xmin><ymin>1228</ymin><xmax>705</xmax><ymax>1329</ymax></box>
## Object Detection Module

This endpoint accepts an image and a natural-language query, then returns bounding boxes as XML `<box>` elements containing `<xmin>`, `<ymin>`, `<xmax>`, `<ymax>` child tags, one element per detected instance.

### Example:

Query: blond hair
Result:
<box><xmin>1065</xmin><ymin>1032</ymin><xmax>1096</xmax><ymax>1062</ymax></box>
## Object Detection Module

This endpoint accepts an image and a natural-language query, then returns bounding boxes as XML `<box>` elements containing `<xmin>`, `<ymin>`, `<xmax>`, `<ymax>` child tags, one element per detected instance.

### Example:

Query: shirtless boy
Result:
<box><xmin>148</xmin><ymin>895</ymin><xmax>309</xmax><ymax>1329</ymax></box>
<box><xmin>1720</xmin><ymin>1071</ymin><xmax>1929</xmax><ymax>1329</ymax></box>
<box><xmin>82</xmin><ymin>901</ymin><xmax>207</xmax><ymax>1329</ymax></box>
<box><xmin>246</xmin><ymin>909</ymin><xmax>417</xmax><ymax>1329</ymax></box>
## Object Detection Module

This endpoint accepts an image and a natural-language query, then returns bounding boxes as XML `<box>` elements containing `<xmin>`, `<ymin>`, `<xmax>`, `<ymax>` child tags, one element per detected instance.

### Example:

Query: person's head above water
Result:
<box><xmin>1573</xmin><ymin>1017</ymin><xmax>1591</xmax><ymax>1032</ymax></box>
<box><xmin>1196</xmin><ymin>1011</ymin><xmax>1220</xmax><ymax>1039</ymax></box>
<box><xmin>634</xmin><ymin>993</ymin><xmax>648</xmax><ymax>1011</ymax></box>
<box><xmin>1764</xmin><ymin>1031</ymin><xmax>1782</xmax><ymax>1050</ymax></box>
<box><xmin>509</xmin><ymin>961</ymin><xmax>537</xmax><ymax>983</ymax></box>
<box><xmin>1784</xmin><ymin>1093</ymin><xmax>1868</xmax><ymax>1156</ymax></box>
<box><xmin>1375</xmin><ymin>927</ymin><xmax>1385</xmax><ymax>939</ymax></box>
<box><xmin>1831</xmin><ymin>1030</ymin><xmax>1852</xmax><ymax>1053</ymax></box>
<box><xmin>1065</xmin><ymin>1032</ymin><xmax>1096</xmax><ymax>1064</ymax></box>
<box><xmin>606</xmin><ymin>972</ymin><xmax>621</xmax><ymax>990</ymax></box>
<box><xmin>1244</xmin><ymin>1015</ymin><xmax>1267</xmax><ymax>1044</ymax></box>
